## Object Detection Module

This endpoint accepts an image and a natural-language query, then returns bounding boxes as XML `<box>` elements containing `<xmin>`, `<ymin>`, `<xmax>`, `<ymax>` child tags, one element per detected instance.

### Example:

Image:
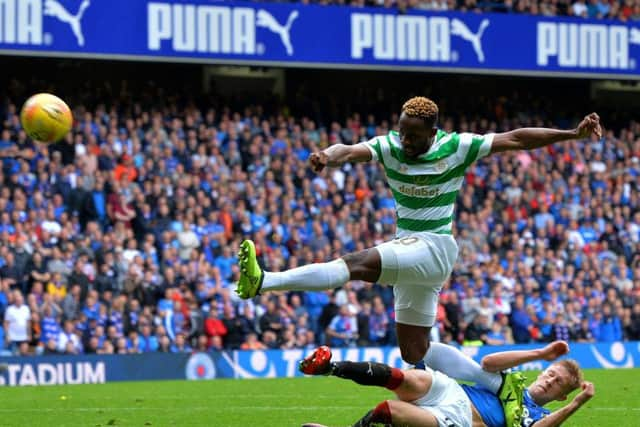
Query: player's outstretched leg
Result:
<box><xmin>300</xmin><ymin>348</ymin><xmax>441</xmax><ymax>427</ymax></box>
<box><xmin>299</xmin><ymin>347</ymin><xmax>405</xmax><ymax>390</ymax></box>
<box><xmin>236</xmin><ymin>240</ymin><xmax>264</xmax><ymax>299</ymax></box>
<box><xmin>235</xmin><ymin>239</ymin><xmax>352</xmax><ymax>299</ymax></box>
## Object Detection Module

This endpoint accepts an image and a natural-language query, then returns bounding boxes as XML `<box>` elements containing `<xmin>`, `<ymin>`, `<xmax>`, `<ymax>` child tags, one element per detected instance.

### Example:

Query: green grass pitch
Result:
<box><xmin>1</xmin><ymin>369</ymin><xmax>638</xmax><ymax>426</ymax></box>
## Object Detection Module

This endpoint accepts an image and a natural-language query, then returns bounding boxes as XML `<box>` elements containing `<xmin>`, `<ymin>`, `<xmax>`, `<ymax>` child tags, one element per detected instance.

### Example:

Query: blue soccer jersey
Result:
<box><xmin>461</xmin><ymin>384</ymin><xmax>504</xmax><ymax>427</ymax></box>
<box><xmin>462</xmin><ymin>385</ymin><xmax>551</xmax><ymax>427</ymax></box>
<box><xmin>520</xmin><ymin>389</ymin><xmax>551</xmax><ymax>427</ymax></box>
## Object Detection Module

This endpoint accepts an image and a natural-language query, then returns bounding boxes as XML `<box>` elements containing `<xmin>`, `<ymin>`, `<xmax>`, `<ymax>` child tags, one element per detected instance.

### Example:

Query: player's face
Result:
<box><xmin>530</xmin><ymin>365</ymin><xmax>572</xmax><ymax>402</ymax></box>
<box><xmin>398</xmin><ymin>113</ymin><xmax>437</xmax><ymax>159</ymax></box>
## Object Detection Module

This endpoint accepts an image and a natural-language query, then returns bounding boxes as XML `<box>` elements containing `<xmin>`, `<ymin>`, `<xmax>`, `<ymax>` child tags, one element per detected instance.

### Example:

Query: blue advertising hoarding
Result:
<box><xmin>0</xmin><ymin>342</ymin><xmax>638</xmax><ymax>386</ymax></box>
<box><xmin>0</xmin><ymin>0</ymin><xmax>639</xmax><ymax>79</ymax></box>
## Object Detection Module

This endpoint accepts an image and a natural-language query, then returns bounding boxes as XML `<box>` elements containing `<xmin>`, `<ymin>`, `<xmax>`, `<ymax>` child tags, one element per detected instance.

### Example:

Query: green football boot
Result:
<box><xmin>235</xmin><ymin>240</ymin><xmax>264</xmax><ymax>299</ymax></box>
<box><xmin>498</xmin><ymin>371</ymin><xmax>526</xmax><ymax>427</ymax></box>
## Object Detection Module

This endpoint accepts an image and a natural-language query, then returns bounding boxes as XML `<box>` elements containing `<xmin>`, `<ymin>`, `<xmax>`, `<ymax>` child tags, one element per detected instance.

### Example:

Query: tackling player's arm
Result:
<box><xmin>481</xmin><ymin>341</ymin><xmax>569</xmax><ymax>373</ymax></box>
<box><xmin>531</xmin><ymin>382</ymin><xmax>595</xmax><ymax>427</ymax></box>
<box><xmin>490</xmin><ymin>113</ymin><xmax>602</xmax><ymax>154</ymax></box>
<box><xmin>309</xmin><ymin>143</ymin><xmax>372</xmax><ymax>172</ymax></box>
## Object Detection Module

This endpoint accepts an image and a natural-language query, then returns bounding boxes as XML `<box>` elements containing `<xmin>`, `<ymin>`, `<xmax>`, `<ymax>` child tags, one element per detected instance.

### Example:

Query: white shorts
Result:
<box><xmin>375</xmin><ymin>232</ymin><xmax>458</xmax><ymax>327</ymax></box>
<box><xmin>412</xmin><ymin>368</ymin><xmax>472</xmax><ymax>427</ymax></box>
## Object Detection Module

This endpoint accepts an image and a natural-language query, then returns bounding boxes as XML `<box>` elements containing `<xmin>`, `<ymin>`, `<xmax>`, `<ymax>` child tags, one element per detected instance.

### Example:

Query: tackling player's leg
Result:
<box><xmin>299</xmin><ymin>346</ymin><xmax>438</xmax><ymax>426</ymax></box>
<box><xmin>299</xmin><ymin>346</ymin><xmax>472</xmax><ymax>427</ymax></box>
<box><xmin>299</xmin><ymin>346</ymin><xmax>408</xmax><ymax>394</ymax></box>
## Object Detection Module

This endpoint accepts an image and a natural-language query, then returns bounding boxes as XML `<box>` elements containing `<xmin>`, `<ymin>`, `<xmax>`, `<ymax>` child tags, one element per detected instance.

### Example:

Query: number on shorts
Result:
<box><xmin>393</xmin><ymin>237</ymin><xmax>419</xmax><ymax>246</ymax></box>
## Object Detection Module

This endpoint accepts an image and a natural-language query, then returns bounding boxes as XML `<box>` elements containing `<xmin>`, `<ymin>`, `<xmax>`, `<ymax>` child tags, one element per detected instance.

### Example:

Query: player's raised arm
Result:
<box><xmin>309</xmin><ymin>143</ymin><xmax>373</xmax><ymax>173</ymax></box>
<box><xmin>480</xmin><ymin>341</ymin><xmax>569</xmax><ymax>372</ymax></box>
<box><xmin>531</xmin><ymin>382</ymin><xmax>595</xmax><ymax>427</ymax></box>
<box><xmin>490</xmin><ymin>112</ymin><xmax>602</xmax><ymax>154</ymax></box>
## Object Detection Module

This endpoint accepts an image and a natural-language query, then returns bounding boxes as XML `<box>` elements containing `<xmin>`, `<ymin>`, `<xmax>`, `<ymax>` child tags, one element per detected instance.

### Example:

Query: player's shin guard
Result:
<box><xmin>332</xmin><ymin>361</ymin><xmax>404</xmax><ymax>390</ymax></box>
<box><xmin>352</xmin><ymin>401</ymin><xmax>392</xmax><ymax>427</ymax></box>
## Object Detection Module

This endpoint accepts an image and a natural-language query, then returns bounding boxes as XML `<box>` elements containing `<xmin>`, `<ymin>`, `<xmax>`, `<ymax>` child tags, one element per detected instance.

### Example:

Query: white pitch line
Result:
<box><xmin>589</xmin><ymin>408</ymin><xmax>640</xmax><ymax>411</ymax></box>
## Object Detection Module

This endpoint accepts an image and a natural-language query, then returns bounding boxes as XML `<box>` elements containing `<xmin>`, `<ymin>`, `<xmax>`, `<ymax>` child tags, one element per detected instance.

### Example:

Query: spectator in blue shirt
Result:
<box><xmin>90</xmin><ymin>179</ymin><xmax>108</xmax><ymax>226</ymax></box>
<box><xmin>0</xmin><ymin>129</ymin><xmax>18</xmax><ymax>174</ymax></box>
<box><xmin>214</xmin><ymin>247</ymin><xmax>237</xmax><ymax>282</ymax></box>
<box><xmin>169</xmin><ymin>333</ymin><xmax>192</xmax><ymax>353</ymax></box>
<box><xmin>579</xmin><ymin>219</ymin><xmax>598</xmax><ymax>245</ymax></box>
<box><xmin>0</xmin><ymin>286</ymin><xmax>8</xmax><ymax>318</ymax></box>
<box><xmin>164</xmin><ymin>300</ymin><xmax>187</xmax><ymax>341</ymax></box>
<box><xmin>511</xmin><ymin>295</ymin><xmax>533</xmax><ymax>343</ymax></box>
<box><xmin>138</xmin><ymin>322</ymin><xmax>159</xmax><ymax>353</ymax></box>
<box><xmin>82</xmin><ymin>293</ymin><xmax>100</xmax><ymax>320</ymax></box>
<box><xmin>485</xmin><ymin>321</ymin><xmax>508</xmax><ymax>345</ymax></box>
<box><xmin>368</xmin><ymin>297</ymin><xmax>389</xmax><ymax>345</ymax></box>
<box><xmin>534</xmin><ymin>204</ymin><xmax>554</xmax><ymax>231</ymax></box>
<box><xmin>40</xmin><ymin>306</ymin><xmax>62</xmax><ymax>348</ymax></box>
<box><xmin>589</xmin><ymin>311</ymin><xmax>603</xmax><ymax>341</ymax></box>
<box><xmin>599</xmin><ymin>304</ymin><xmax>623</xmax><ymax>342</ymax></box>
<box><xmin>326</xmin><ymin>305</ymin><xmax>358</xmax><ymax>348</ymax></box>
<box><xmin>0</xmin><ymin>325</ymin><xmax>5</xmax><ymax>354</ymax></box>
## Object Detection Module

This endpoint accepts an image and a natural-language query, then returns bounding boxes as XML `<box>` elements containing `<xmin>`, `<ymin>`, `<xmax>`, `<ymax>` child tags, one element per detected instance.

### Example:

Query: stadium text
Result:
<box><xmin>537</xmin><ymin>22</ymin><xmax>634</xmax><ymax>69</ymax></box>
<box><xmin>147</xmin><ymin>3</ymin><xmax>256</xmax><ymax>54</ymax></box>
<box><xmin>351</xmin><ymin>14</ymin><xmax>451</xmax><ymax>62</ymax></box>
<box><xmin>0</xmin><ymin>0</ymin><xmax>42</xmax><ymax>45</ymax></box>
<box><xmin>0</xmin><ymin>362</ymin><xmax>105</xmax><ymax>386</ymax></box>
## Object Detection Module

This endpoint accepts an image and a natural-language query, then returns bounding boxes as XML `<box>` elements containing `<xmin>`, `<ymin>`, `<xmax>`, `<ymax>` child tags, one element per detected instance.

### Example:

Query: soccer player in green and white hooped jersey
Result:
<box><xmin>366</xmin><ymin>127</ymin><xmax>488</xmax><ymax>237</ymax></box>
<box><xmin>236</xmin><ymin>96</ymin><xmax>602</xmax><ymax>366</ymax></box>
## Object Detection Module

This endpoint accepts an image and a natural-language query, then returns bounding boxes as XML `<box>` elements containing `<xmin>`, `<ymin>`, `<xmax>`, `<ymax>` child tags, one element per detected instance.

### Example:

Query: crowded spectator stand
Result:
<box><xmin>0</xmin><ymin>79</ymin><xmax>639</xmax><ymax>357</ymax></box>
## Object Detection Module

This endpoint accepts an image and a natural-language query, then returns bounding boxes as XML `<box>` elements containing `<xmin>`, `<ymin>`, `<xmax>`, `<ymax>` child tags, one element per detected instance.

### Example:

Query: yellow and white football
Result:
<box><xmin>20</xmin><ymin>93</ymin><xmax>73</xmax><ymax>144</ymax></box>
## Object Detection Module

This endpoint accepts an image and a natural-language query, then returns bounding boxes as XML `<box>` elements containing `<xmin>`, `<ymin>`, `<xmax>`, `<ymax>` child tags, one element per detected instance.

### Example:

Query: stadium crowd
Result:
<box><xmin>258</xmin><ymin>0</ymin><xmax>640</xmax><ymax>22</ymax></box>
<box><xmin>0</xmin><ymin>81</ymin><xmax>639</xmax><ymax>357</ymax></box>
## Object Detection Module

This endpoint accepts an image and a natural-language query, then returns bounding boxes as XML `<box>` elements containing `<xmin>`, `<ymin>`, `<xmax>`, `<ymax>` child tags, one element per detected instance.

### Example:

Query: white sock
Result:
<box><xmin>424</xmin><ymin>342</ymin><xmax>502</xmax><ymax>393</ymax></box>
<box><xmin>261</xmin><ymin>259</ymin><xmax>350</xmax><ymax>292</ymax></box>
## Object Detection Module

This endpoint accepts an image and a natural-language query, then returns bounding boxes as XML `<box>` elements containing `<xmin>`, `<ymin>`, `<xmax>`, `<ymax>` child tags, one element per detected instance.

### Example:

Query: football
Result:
<box><xmin>20</xmin><ymin>93</ymin><xmax>73</xmax><ymax>143</ymax></box>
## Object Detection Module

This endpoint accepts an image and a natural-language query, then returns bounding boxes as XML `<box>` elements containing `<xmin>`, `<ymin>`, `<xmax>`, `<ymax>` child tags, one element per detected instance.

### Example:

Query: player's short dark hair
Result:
<box><xmin>401</xmin><ymin>97</ymin><xmax>439</xmax><ymax>127</ymax></box>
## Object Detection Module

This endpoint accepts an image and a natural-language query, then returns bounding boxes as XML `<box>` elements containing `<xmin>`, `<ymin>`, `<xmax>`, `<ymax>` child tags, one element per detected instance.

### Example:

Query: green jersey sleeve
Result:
<box><xmin>364</xmin><ymin>137</ymin><xmax>384</xmax><ymax>166</ymax></box>
<box><xmin>460</xmin><ymin>133</ymin><xmax>494</xmax><ymax>167</ymax></box>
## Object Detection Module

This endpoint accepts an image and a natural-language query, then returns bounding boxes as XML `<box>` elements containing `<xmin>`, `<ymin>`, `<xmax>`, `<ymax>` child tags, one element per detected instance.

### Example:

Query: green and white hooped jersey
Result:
<box><xmin>365</xmin><ymin>130</ymin><xmax>494</xmax><ymax>236</ymax></box>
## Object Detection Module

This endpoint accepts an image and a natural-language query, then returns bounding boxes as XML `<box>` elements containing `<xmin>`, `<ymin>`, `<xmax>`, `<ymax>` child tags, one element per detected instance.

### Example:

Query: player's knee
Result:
<box><xmin>384</xmin><ymin>400</ymin><xmax>400</xmax><ymax>416</ymax></box>
<box><xmin>400</xmin><ymin>341</ymin><xmax>429</xmax><ymax>365</ymax></box>
<box><xmin>370</xmin><ymin>400</ymin><xmax>394</xmax><ymax>424</ymax></box>
<box><xmin>397</xmin><ymin>369</ymin><xmax>432</xmax><ymax>398</ymax></box>
<box><xmin>341</xmin><ymin>249</ymin><xmax>381</xmax><ymax>282</ymax></box>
